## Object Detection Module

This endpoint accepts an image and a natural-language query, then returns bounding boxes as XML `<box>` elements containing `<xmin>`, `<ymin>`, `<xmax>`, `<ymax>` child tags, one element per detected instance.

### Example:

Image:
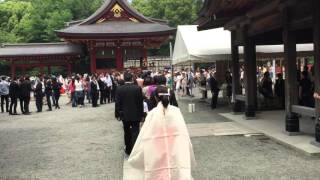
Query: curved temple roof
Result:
<box><xmin>0</xmin><ymin>43</ymin><xmax>83</xmax><ymax>58</ymax></box>
<box><xmin>56</xmin><ymin>0</ymin><xmax>176</xmax><ymax>38</ymax></box>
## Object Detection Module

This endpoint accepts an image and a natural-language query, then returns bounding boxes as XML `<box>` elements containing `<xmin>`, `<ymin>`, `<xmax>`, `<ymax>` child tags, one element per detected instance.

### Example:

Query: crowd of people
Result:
<box><xmin>257</xmin><ymin>65</ymin><xmax>316</xmax><ymax>108</ymax></box>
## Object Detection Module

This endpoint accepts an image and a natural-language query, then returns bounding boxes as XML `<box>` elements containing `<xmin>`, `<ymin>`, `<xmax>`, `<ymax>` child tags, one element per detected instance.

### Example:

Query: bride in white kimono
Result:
<box><xmin>128</xmin><ymin>86</ymin><xmax>196</xmax><ymax>180</ymax></box>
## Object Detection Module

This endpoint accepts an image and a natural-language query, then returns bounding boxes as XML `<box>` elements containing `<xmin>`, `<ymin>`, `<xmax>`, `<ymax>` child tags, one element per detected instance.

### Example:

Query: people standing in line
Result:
<box><xmin>35</xmin><ymin>80</ymin><xmax>44</xmax><ymax>112</ymax></box>
<box><xmin>115</xmin><ymin>72</ymin><xmax>144</xmax><ymax>155</ymax></box>
<box><xmin>225</xmin><ymin>71</ymin><xmax>232</xmax><ymax>105</ymax></box>
<box><xmin>75</xmin><ymin>76</ymin><xmax>84</xmax><ymax>107</ymax></box>
<box><xmin>52</xmin><ymin>78</ymin><xmax>62</xmax><ymax>109</ymax></box>
<box><xmin>175</xmin><ymin>72</ymin><xmax>182</xmax><ymax>95</ymax></box>
<box><xmin>299</xmin><ymin>71</ymin><xmax>313</xmax><ymax>107</ymax></box>
<box><xmin>274</xmin><ymin>73</ymin><xmax>285</xmax><ymax>109</ymax></box>
<box><xmin>45</xmin><ymin>78</ymin><xmax>53</xmax><ymax>111</ymax></box>
<box><xmin>69</xmin><ymin>78</ymin><xmax>76</xmax><ymax>107</ymax></box>
<box><xmin>259</xmin><ymin>72</ymin><xmax>273</xmax><ymax>107</ymax></box>
<box><xmin>105</xmin><ymin>73</ymin><xmax>113</xmax><ymax>103</ymax></box>
<box><xmin>209</xmin><ymin>72</ymin><xmax>220</xmax><ymax>109</ymax></box>
<box><xmin>90</xmin><ymin>75</ymin><xmax>100</xmax><ymax>108</ymax></box>
<box><xmin>0</xmin><ymin>76</ymin><xmax>10</xmax><ymax>113</ymax></box>
<box><xmin>111</xmin><ymin>72</ymin><xmax>117</xmax><ymax>102</ymax></box>
<box><xmin>84</xmin><ymin>76</ymin><xmax>91</xmax><ymax>104</ymax></box>
<box><xmin>181</xmin><ymin>73</ymin><xmax>188</xmax><ymax>97</ymax></box>
<box><xmin>20</xmin><ymin>76</ymin><xmax>32</xmax><ymax>115</ymax></box>
<box><xmin>187</xmin><ymin>70</ymin><xmax>194</xmax><ymax>97</ymax></box>
<box><xmin>128</xmin><ymin>86</ymin><xmax>196</xmax><ymax>180</ymax></box>
<box><xmin>200</xmin><ymin>70</ymin><xmax>208</xmax><ymax>99</ymax></box>
<box><xmin>18</xmin><ymin>77</ymin><xmax>25</xmax><ymax>114</ymax></box>
<box><xmin>9</xmin><ymin>77</ymin><xmax>19</xmax><ymax>115</ymax></box>
<box><xmin>98</xmin><ymin>75</ymin><xmax>106</xmax><ymax>105</ymax></box>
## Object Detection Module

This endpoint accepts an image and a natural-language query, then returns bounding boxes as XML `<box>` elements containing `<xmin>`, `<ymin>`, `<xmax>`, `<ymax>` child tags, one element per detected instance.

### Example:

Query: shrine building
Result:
<box><xmin>0</xmin><ymin>0</ymin><xmax>176</xmax><ymax>77</ymax></box>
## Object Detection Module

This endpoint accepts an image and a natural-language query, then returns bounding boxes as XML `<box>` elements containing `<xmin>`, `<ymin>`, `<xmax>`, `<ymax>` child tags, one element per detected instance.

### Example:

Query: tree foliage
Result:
<box><xmin>131</xmin><ymin>0</ymin><xmax>203</xmax><ymax>27</ymax></box>
<box><xmin>0</xmin><ymin>0</ymin><xmax>104</xmax><ymax>43</ymax></box>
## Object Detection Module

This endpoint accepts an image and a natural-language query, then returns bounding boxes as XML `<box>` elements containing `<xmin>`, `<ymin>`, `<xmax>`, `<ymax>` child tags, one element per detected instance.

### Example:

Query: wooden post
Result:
<box><xmin>243</xmin><ymin>29</ymin><xmax>257</xmax><ymax>118</ymax></box>
<box><xmin>143</xmin><ymin>48</ymin><xmax>148</xmax><ymax>69</ymax></box>
<box><xmin>283</xmin><ymin>8</ymin><xmax>300</xmax><ymax>134</ymax></box>
<box><xmin>231</xmin><ymin>31</ymin><xmax>242</xmax><ymax>113</ymax></box>
<box><xmin>90</xmin><ymin>42</ymin><xmax>97</xmax><ymax>74</ymax></box>
<box><xmin>313</xmin><ymin>0</ymin><xmax>320</xmax><ymax>142</ymax></box>
<box><xmin>115</xmin><ymin>47</ymin><xmax>123</xmax><ymax>70</ymax></box>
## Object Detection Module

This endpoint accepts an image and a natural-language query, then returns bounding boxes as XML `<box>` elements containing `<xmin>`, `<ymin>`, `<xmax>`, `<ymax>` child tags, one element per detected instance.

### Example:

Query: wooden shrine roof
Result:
<box><xmin>57</xmin><ymin>21</ymin><xmax>175</xmax><ymax>38</ymax></box>
<box><xmin>0</xmin><ymin>43</ymin><xmax>83</xmax><ymax>58</ymax></box>
<box><xmin>197</xmin><ymin>0</ymin><xmax>262</xmax><ymax>30</ymax></box>
<box><xmin>197</xmin><ymin>0</ymin><xmax>314</xmax><ymax>44</ymax></box>
<box><xmin>57</xmin><ymin>0</ymin><xmax>175</xmax><ymax>39</ymax></box>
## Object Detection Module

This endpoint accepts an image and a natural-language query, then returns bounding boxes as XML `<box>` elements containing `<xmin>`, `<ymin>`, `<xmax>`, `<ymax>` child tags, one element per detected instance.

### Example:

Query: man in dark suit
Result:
<box><xmin>115</xmin><ymin>72</ymin><xmax>144</xmax><ymax>155</ymax></box>
<box><xmin>90</xmin><ymin>75</ymin><xmax>100</xmax><ymax>108</ymax></box>
<box><xmin>35</xmin><ymin>80</ymin><xmax>44</xmax><ymax>112</ymax></box>
<box><xmin>209</xmin><ymin>72</ymin><xmax>220</xmax><ymax>109</ymax></box>
<box><xmin>98</xmin><ymin>76</ymin><xmax>106</xmax><ymax>105</ymax></box>
<box><xmin>45</xmin><ymin>78</ymin><xmax>53</xmax><ymax>111</ymax></box>
<box><xmin>9</xmin><ymin>78</ymin><xmax>19</xmax><ymax>115</ymax></box>
<box><xmin>20</xmin><ymin>76</ymin><xmax>32</xmax><ymax>115</ymax></box>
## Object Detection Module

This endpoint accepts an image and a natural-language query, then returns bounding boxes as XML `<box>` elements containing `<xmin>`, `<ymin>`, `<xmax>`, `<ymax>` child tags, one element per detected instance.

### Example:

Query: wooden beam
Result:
<box><xmin>283</xmin><ymin>7</ymin><xmax>300</xmax><ymax>133</ymax></box>
<box><xmin>231</xmin><ymin>31</ymin><xmax>242</xmax><ymax>112</ymax></box>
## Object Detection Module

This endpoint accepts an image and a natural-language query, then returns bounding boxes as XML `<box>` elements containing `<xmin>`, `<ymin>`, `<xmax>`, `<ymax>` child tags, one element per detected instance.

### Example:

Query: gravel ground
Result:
<box><xmin>1</xmin><ymin>95</ymin><xmax>320</xmax><ymax>180</ymax></box>
<box><xmin>0</xmin><ymin>97</ymin><xmax>123</xmax><ymax>180</ymax></box>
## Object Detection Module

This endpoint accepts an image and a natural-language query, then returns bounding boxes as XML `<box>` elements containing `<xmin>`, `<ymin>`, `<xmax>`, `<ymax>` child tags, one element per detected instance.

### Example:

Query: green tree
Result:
<box><xmin>131</xmin><ymin>0</ymin><xmax>203</xmax><ymax>27</ymax></box>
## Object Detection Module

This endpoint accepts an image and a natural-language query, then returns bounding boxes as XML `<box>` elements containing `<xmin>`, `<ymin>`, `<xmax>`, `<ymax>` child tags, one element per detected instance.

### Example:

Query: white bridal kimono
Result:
<box><xmin>128</xmin><ymin>103</ymin><xmax>196</xmax><ymax>180</ymax></box>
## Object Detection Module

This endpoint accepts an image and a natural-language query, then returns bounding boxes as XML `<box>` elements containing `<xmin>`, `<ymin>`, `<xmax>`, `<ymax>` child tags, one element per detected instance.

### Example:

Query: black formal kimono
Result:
<box><xmin>52</xmin><ymin>82</ymin><xmax>62</xmax><ymax>109</ymax></box>
<box><xmin>115</xmin><ymin>82</ymin><xmax>144</xmax><ymax>155</ymax></box>
<box><xmin>98</xmin><ymin>79</ymin><xmax>106</xmax><ymax>104</ymax></box>
<box><xmin>35</xmin><ymin>82</ymin><xmax>44</xmax><ymax>112</ymax></box>
<box><xmin>209</xmin><ymin>75</ymin><xmax>220</xmax><ymax>109</ymax></box>
<box><xmin>90</xmin><ymin>80</ymin><xmax>99</xmax><ymax>107</ymax></box>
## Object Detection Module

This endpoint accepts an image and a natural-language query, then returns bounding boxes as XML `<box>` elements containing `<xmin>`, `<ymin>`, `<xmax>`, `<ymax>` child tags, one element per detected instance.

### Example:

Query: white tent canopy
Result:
<box><xmin>172</xmin><ymin>25</ymin><xmax>314</xmax><ymax>65</ymax></box>
<box><xmin>173</xmin><ymin>26</ymin><xmax>232</xmax><ymax>65</ymax></box>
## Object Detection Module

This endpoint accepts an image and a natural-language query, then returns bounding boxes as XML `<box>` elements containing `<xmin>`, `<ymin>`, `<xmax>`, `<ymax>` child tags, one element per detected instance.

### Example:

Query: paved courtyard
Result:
<box><xmin>1</xmin><ymin>96</ymin><xmax>320</xmax><ymax>179</ymax></box>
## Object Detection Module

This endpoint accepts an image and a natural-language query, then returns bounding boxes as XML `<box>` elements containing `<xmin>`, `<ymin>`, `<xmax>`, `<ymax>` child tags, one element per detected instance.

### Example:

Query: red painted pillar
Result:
<box><xmin>116</xmin><ymin>47</ymin><xmax>123</xmax><ymax>70</ymax></box>
<box><xmin>90</xmin><ymin>43</ymin><xmax>97</xmax><ymax>74</ymax></box>
<box><xmin>11</xmin><ymin>61</ymin><xmax>16</xmax><ymax>79</ymax></box>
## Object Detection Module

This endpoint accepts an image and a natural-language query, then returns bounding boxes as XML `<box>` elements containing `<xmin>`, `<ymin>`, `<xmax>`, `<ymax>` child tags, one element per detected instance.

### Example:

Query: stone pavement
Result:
<box><xmin>220</xmin><ymin>111</ymin><xmax>320</xmax><ymax>155</ymax></box>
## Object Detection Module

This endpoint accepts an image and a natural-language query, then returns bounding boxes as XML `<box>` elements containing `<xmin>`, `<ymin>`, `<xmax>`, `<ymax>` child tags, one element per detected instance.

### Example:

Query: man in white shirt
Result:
<box><xmin>104</xmin><ymin>73</ymin><xmax>113</xmax><ymax>103</ymax></box>
<box><xmin>0</xmin><ymin>77</ymin><xmax>10</xmax><ymax>113</ymax></box>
